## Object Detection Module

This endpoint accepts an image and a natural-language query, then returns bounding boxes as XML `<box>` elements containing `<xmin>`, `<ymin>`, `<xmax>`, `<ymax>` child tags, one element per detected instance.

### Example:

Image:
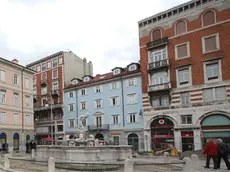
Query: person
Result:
<box><xmin>203</xmin><ymin>139</ymin><xmax>218</xmax><ymax>169</ymax></box>
<box><xmin>216</xmin><ymin>139</ymin><xmax>230</xmax><ymax>170</ymax></box>
<box><xmin>26</xmin><ymin>141</ymin><xmax>29</xmax><ymax>153</ymax></box>
<box><xmin>30</xmin><ymin>140</ymin><xmax>36</xmax><ymax>151</ymax></box>
<box><xmin>2</xmin><ymin>142</ymin><xmax>5</xmax><ymax>153</ymax></box>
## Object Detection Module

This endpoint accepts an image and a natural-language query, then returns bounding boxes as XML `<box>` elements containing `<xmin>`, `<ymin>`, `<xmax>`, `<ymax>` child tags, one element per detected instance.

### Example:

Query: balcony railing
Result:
<box><xmin>147</xmin><ymin>37</ymin><xmax>168</xmax><ymax>49</ymax></box>
<box><xmin>148</xmin><ymin>59</ymin><xmax>169</xmax><ymax>70</ymax></box>
<box><xmin>148</xmin><ymin>82</ymin><xmax>171</xmax><ymax>92</ymax></box>
<box><xmin>52</xmin><ymin>89</ymin><xmax>59</xmax><ymax>96</ymax></box>
<box><xmin>88</xmin><ymin>124</ymin><xmax>110</xmax><ymax>131</ymax></box>
<box><xmin>34</xmin><ymin>103</ymin><xmax>63</xmax><ymax>111</ymax></box>
<box><xmin>41</xmin><ymin>79</ymin><xmax>47</xmax><ymax>87</ymax></box>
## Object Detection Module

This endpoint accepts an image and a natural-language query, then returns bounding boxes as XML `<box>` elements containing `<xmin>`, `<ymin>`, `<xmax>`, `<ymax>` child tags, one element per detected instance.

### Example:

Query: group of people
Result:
<box><xmin>203</xmin><ymin>138</ymin><xmax>230</xmax><ymax>170</ymax></box>
<box><xmin>26</xmin><ymin>140</ymin><xmax>36</xmax><ymax>153</ymax></box>
<box><xmin>0</xmin><ymin>142</ymin><xmax>9</xmax><ymax>153</ymax></box>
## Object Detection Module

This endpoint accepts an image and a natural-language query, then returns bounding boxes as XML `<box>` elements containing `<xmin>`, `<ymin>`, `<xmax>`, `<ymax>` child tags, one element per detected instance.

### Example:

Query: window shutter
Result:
<box><xmin>135</xmin><ymin>94</ymin><xmax>138</xmax><ymax>104</ymax></box>
<box><xmin>126</xmin><ymin>80</ymin><xmax>129</xmax><ymax>87</ymax></box>
<box><xmin>68</xmin><ymin>120</ymin><xmax>70</xmax><ymax>127</ymax></box>
<box><xmin>135</xmin><ymin>114</ymin><xmax>138</xmax><ymax>122</ymax></box>
<box><xmin>110</xmin><ymin>83</ymin><xmax>113</xmax><ymax>90</ymax></box>
<box><xmin>94</xmin><ymin>100</ymin><xmax>97</xmax><ymax>108</ymax></box>
<box><xmin>117</xmin><ymin>82</ymin><xmax>120</xmax><ymax>89</ymax></box>
<box><xmin>127</xmin><ymin>114</ymin><xmax>130</xmax><ymax>123</ymax></box>
<box><xmin>110</xmin><ymin>98</ymin><xmax>113</xmax><ymax>106</ymax></box>
<box><xmin>101</xmin><ymin>100</ymin><xmax>104</xmax><ymax>107</ymax></box>
<box><xmin>126</xmin><ymin>95</ymin><xmax>130</xmax><ymax>105</ymax></box>
<box><xmin>80</xmin><ymin>103</ymin><xmax>82</xmax><ymax>110</ymax></box>
<box><xmin>133</xmin><ymin>78</ymin><xmax>137</xmax><ymax>86</ymax></box>
<box><xmin>85</xmin><ymin>89</ymin><xmax>87</xmax><ymax>95</ymax></box>
<box><xmin>94</xmin><ymin>87</ymin><xmax>96</xmax><ymax>93</ymax></box>
<box><xmin>73</xmin><ymin>104</ymin><xmax>75</xmax><ymax>111</ymax></box>
<box><xmin>100</xmin><ymin>85</ymin><xmax>103</xmax><ymax>92</ymax></box>
<box><xmin>68</xmin><ymin>105</ymin><xmax>70</xmax><ymax>111</ymax></box>
<box><xmin>117</xmin><ymin>97</ymin><xmax>120</xmax><ymax>105</ymax></box>
<box><xmin>78</xmin><ymin>90</ymin><xmax>81</xmax><ymax>96</ymax></box>
<box><xmin>85</xmin><ymin>102</ymin><xmax>88</xmax><ymax>110</ymax></box>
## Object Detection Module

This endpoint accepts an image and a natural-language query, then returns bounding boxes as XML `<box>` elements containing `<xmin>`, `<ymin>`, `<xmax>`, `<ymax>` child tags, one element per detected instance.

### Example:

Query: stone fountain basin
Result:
<box><xmin>36</xmin><ymin>145</ymin><xmax>132</xmax><ymax>162</ymax></box>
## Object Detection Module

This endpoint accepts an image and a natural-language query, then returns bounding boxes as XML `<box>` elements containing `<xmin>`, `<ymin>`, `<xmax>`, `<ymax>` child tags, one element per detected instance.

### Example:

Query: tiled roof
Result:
<box><xmin>65</xmin><ymin>63</ymin><xmax>140</xmax><ymax>90</ymax></box>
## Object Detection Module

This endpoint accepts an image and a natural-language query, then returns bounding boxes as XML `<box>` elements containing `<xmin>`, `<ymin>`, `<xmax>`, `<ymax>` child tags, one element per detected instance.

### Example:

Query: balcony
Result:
<box><xmin>41</xmin><ymin>79</ymin><xmax>47</xmax><ymax>87</ymax></box>
<box><xmin>148</xmin><ymin>59</ymin><xmax>169</xmax><ymax>71</ymax></box>
<box><xmin>148</xmin><ymin>83</ymin><xmax>171</xmax><ymax>92</ymax></box>
<box><xmin>147</xmin><ymin>37</ymin><xmax>168</xmax><ymax>49</ymax></box>
<box><xmin>34</xmin><ymin>103</ymin><xmax>63</xmax><ymax>112</ymax></box>
<box><xmin>52</xmin><ymin>89</ymin><xmax>59</xmax><ymax>96</ymax></box>
<box><xmin>88</xmin><ymin>124</ymin><xmax>110</xmax><ymax>131</ymax></box>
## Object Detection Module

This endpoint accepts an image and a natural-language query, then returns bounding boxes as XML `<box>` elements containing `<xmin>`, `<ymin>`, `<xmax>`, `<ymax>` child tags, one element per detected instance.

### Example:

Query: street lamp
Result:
<box><xmin>145</xmin><ymin>135</ymin><xmax>148</xmax><ymax>152</ymax></box>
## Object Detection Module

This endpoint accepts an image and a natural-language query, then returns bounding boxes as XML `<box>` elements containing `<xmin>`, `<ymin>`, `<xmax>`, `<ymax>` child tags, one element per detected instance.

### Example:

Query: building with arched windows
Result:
<box><xmin>138</xmin><ymin>0</ymin><xmax>230</xmax><ymax>151</ymax></box>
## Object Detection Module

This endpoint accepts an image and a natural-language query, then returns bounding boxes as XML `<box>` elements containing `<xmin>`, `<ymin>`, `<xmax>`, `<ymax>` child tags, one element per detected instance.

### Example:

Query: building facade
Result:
<box><xmin>64</xmin><ymin>63</ymin><xmax>144</xmax><ymax>151</ymax></box>
<box><xmin>26</xmin><ymin>51</ymin><xmax>93</xmax><ymax>141</ymax></box>
<box><xmin>0</xmin><ymin>58</ymin><xmax>35</xmax><ymax>150</ymax></box>
<box><xmin>138</xmin><ymin>0</ymin><xmax>230</xmax><ymax>152</ymax></box>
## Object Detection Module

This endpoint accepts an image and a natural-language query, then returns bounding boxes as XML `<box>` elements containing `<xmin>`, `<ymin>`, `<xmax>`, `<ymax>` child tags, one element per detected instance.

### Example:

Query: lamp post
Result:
<box><xmin>145</xmin><ymin>135</ymin><xmax>148</xmax><ymax>152</ymax></box>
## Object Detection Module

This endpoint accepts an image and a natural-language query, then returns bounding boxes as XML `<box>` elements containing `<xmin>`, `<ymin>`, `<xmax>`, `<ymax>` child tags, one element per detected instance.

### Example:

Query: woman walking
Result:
<box><xmin>203</xmin><ymin>139</ymin><xmax>218</xmax><ymax>169</ymax></box>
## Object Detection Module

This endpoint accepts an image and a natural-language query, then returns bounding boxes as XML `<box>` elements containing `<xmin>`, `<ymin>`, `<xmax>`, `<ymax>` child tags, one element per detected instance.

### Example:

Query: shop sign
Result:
<box><xmin>111</xmin><ymin>132</ymin><xmax>120</xmax><ymax>135</ymax></box>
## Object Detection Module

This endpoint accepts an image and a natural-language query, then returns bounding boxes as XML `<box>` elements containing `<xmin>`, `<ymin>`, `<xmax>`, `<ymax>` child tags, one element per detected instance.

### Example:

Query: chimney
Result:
<box><xmin>12</xmin><ymin>59</ymin><xmax>19</xmax><ymax>64</ymax></box>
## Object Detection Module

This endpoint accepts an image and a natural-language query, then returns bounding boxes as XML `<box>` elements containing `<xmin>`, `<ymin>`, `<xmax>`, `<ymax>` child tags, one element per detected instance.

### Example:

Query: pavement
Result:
<box><xmin>0</xmin><ymin>152</ymin><xmax>230</xmax><ymax>172</ymax></box>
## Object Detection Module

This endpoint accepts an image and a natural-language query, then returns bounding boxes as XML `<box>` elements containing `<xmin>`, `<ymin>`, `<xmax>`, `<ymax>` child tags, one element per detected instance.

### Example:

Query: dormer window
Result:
<box><xmin>128</xmin><ymin>65</ymin><xmax>137</xmax><ymax>71</ymax></box>
<box><xmin>83</xmin><ymin>76</ymin><xmax>90</xmax><ymax>82</ymax></box>
<box><xmin>71</xmin><ymin>79</ymin><xmax>78</xmax><ymax>85</ymax></box>
<box><xmin>113</xmin><ymin>69</ymin><xmax>121</xmax><ymax>75</ymax></box>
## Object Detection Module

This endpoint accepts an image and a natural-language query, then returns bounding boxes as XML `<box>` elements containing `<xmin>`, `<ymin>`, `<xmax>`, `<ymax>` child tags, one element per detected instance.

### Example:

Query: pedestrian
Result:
<box><xmin>216</xmin><ymin>139</ymin><xmax>230</xmax><ymax>170</ymax></box>
<box><xmin>26</xmin><ymin>141</ymin><xmax>29</xmax><ymax>153</ymax></box>
<box><xmin>203</xmin><ymin>138</ymin><xmax>218</xmax><ymax>169</ymax></box>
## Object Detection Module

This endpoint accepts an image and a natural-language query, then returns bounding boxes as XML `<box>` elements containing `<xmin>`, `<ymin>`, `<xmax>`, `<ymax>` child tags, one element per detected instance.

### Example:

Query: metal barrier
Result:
<box><xmin>3</xmin><ymin>150</ymin><xmax>199</xmax><ymax>172</ymax></box>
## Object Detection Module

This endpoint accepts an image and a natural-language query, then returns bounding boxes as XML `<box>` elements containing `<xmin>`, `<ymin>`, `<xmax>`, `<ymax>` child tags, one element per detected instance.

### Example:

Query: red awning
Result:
<box><xmin>42</xmin><ymin>138</ymin><xmax>54</xmax><ymax>141</ymax></box>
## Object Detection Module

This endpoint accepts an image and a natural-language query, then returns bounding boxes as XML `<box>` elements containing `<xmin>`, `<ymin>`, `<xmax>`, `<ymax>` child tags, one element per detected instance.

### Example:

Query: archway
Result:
<box><xmin>26</xmin><ymin>135</ymin><xmax>30</xmax><ymax>142</ymax></box>
<box><xmin>201</xmin><ymin>113</ymin><xmax>230</xmax><ymax>147</ymax></box>
<box><xmin>13</xmin><ymin>133</ymin><xmax>20</xmax><ymax>150</ymax></box>
<box><xmin>95</xmin><ymin>133</ymin><xmax>104</xmax><ymax>140</ymax></box>
<box><xmin>150</xmin><ymin>118</ymin><xmax>174</xmax><ymax>151</ymax></box>
<box><xmin>127</xmin><ymin>133</ymin><xmax>139</xmax><ymax>151</ymax></box>
<box><xmin>0</xmin><ymin>133</ymin><xmax>7</xmax><ymax>144</ymax></box>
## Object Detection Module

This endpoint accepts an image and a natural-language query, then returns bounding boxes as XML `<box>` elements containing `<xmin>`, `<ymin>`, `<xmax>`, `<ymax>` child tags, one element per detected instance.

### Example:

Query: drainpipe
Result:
<box><xmin>75</xmin><ymin>87</ymin><xmax>78</xmax><ymax>134</ymax></box>
<box><xmin>21</xmin><ymin>67</ymin><xmax>25</xmax><ymax>148</ymax></box>
<box><xmin>121</xmin><ymin>77</ymin><xmax>125</xmax><ymax>127</ymax></box>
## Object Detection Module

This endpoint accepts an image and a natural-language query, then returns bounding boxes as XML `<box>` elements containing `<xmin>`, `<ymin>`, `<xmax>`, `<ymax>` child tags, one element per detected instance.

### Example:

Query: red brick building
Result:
<box><xmin>138</xmin><ymin>0</ymin><xmax>230</xmax><ymax>152</ymax></box>
<box><xmin>26</xmin><ymin>51</ymin><xmax>93</xmax><ymax>141</ymax></box>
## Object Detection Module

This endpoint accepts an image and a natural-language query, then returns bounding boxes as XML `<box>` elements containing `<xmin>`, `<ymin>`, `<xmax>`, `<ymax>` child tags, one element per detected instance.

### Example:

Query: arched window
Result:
<box><xmin>203</xmin><ymin>11</ymin><xmax>215</xmax><ymax>27</ymax></box>
<box><xmin>175</xmin><ymin>20</ymin><xmax>187</xmax><ymax>35</ymax></box>
<box><xmin>152</xmin><ymin>29</ymin><xmax>161</xmax><ymax>41</ymax></box>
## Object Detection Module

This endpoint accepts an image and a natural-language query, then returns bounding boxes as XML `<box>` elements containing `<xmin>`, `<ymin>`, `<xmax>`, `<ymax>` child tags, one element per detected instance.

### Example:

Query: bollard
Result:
<box><xmin>48</xmin><ymin>157</ymin><xmax>55</xmax><ymax>172</ymax></box>
<box><xmin>31</xmin><ymin>149</ymin><xmax>35</xmax><ymax>160</ymax></box>
<box><xmin>191</xmin><ymin>154</ymin><xmax>200</xmax><ymax>170</ymax></box>
<box><xmin>4</xmin><ymin>154</ymin><xmax>10</xmax><ymax>169</ymax></box>
<box><xmin>9</xmin><ymin>150</ymin><xmax>13</xmax><ymax>158</ymax></box>
<box><xmin>124</xmin><ymin>159</ymin><xmax>133</xmax><ymax>172</ymax></box>
<box><xmin>182</xmin><ymin>157</ymin><xmax>193</xmax><ymax>172</ymax></box>
<box><xmin>163</xmin><ymin>152</ymin><xmax>170</xmax><ymax>163</ymax></box>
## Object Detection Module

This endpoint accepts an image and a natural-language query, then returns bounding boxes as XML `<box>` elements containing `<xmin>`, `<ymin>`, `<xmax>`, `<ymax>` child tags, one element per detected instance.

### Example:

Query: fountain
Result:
<box><xmin>35</xmin><ymin>114</ymin><xmax>132</xmax><ymax>163</ymax></box>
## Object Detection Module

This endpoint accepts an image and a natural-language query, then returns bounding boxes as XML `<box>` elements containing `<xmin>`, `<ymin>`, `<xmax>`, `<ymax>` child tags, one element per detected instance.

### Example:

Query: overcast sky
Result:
<box><xmin>0</xmin><ymin>0</ymin><xmax>188</xmax><ymax>75</ymax></box>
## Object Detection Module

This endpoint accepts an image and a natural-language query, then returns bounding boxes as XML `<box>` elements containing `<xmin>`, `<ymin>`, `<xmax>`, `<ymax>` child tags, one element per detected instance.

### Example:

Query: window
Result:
<box><xmin>206</xmin><ymin>63</ymin><xmax>219</xmax><ymax>80</ymax></box>
<box><xmin>202</xmin><ymin>34</ymin><xmax>219</xmax><ymax>53</ymax></box>
<box><xmin>175</xmin><ymin>42</ymin><xmax>190</xmax><ymax>59</ymax></box>
<box><xmin>128</xmin><ymin>113</ymin><xmax>136</xmax><ymax>123</ymax></box>
<box><xmin>52</xmin><ymin>69</ymin><xmax>58</xmax><ymax>79</ymax></box>
<box><xmin>52</xmin><ymin>81</ymin><xmax>58</xmax><ymax>90</ymax></box>
<box><xmin>53</xmin><ymin>59</ymin><xmax>58</xmax><ymax>68</ymax></box>
<box><xmin>128</xmin><ymin>65</ymin><xmax>137</xmax><ymax>71</ymax></box>
<box><xmin>41</xmin><ymin>73</ymin><xmax>47</xmax><ymax>80</ymax></box>
<box><xmin>127</xmin><ymin>78</ymin><xmax>137</xmax><ymax>87</ymax></box>
<box><xmin>152</xmin><ymin>29</ymin><xmax>161</xmax><ymax>41</ymax></box>
<box><xmin>68</xmin><ymin>104</ymin><xmax>74</xmax><ymax>112</ymax></box>
<box><xmin>149</xmin><ymin>48</ymin><xmax>167</xmax><ymax>63</ymax></box>
<box><xmin>96</xmin><ymin>116</ymin><xmax>102</xmax><ymax>127</ymax></box>
<box><xmin>68</xmin><ymin>119</ymin><xmax>75</xmax><ymax>128</ymax></box>
<box><xmin>58</xmin><ymin>57</ymin><xmax>63</xmax><ymax>64</ymax></box>
<box><xmin>181</xmin><ymin>115</ymin><xmax>192</xmax><ymax>124</ymax></box>
<box><xmin>113</xmin><ymin>69</ymin><xmax>121</xmax><ymax>75</ymax></box>
<box><xmin>14</xmin><ymin>113</ymin><xmax>19</xmax><ymax>124</ymax></box>
<box><xmin>151</xmin><ymin>71</ymin><xmax>168</xmax><ymax>85</ymax></box>
<box><xmin>14</xmin><ymin>93</ymin><xmax>19</xmax><ymax>106</ymax></box>
<box><xmin>41</xmin><ymin>87</ymin><xmax>47</xmax><ymax>95</ymax></box>
<box><xmin>175</xmin><ymin>20</ymin><xmax>187</xmax><ymax>35</ymax></box>
<box><xmin>127</xmin><ymin>94</ymin><xmax>138</xmax><ymax>105</ymax></box>
<box><xmin>178</xmin><ymin>68</ymin><xmax>190</xmax><ymax>85</ymax></box>
<box><xmin>203</xmin><ymin>87</ymin><xmax>226</xmax><ymax>102</ymax></box>
<box><xmin>25</xmin><ymin>78</ymin><xmax>30</xmax><ymax>88</ymax></box>
<box><xmin>25</xmin><ymin>96</ymin><xmax>30</xmax><ymax>108</ymax></box>
<box><xmin>47</xmin><ymin>61</ymin><xmax>52</xmax><ymax>68</ymax></box>
<box><xmin>0</xmin><ymin>112</ymin><xmax>6</xmax><ymax>123</ymax></box>
<box><xmin>203</xmin><ymin>11</ymin><xmax>215</xmax><ymax>27</ymax></box>
<box><xmin>0</xmin><ymin>70</ymin><xmax>5</xmax><ymax>81</ymax></box>
<box><xmin>80</xmin><ymin>89</ymin><xmax>87</xmax><ymax>96</ymax></box>
<box><xmin>33</xmin><ymin>76</ymin><xmax>36</xmax><ymax>85</ymax></box>
<box><xmin>26</xmin><ymin>114</ymin><xmax>30</xmax><ymax>125</ymax></box>
<box><xmin>111</xmin><ymin>82</ymin><xmax>119</xmax><ymax>90</ymax></box>
<box><xmin>112</xmin><ymin>115</ymin><xmax>119</xmax><ymax>124</ymax></box>
<box><xmin>80</xmin><ymin>102</ymin><xmax>87</xmax><ymax>110</ymax></box>
<box><xmin>152</xmin><ymin>96</ymin><xmax>169</xmax><ymax>108</ymax></box>
<box><xmin>110</xmin><ymin>97</ymin><xmax>120</xmax><ymax>106</ymax></box>
<box><xmin>95</xmin><ymin>99</ymin><xmax>103</xmax><ymax>108</ymax></box>
<box><xmin>36</xmin><ymin>65</ymin><xmax>41</xmax><ymax>72</ymax></box>
<box><xmin>113</xmin><ymin>136</ymin><xmax>120</xmax><ymax>145</ymax></box>
<box><xmin>0</xmin><ymin>90</ymin><xmax>6</xmax><ymax>104</ymax></box>
<box><xmin>42</xmin><ymin>63</ymin><xmax>46</xmax><ymax>71</ymax></box>
<box><xmin>181</xmin><ymin>92</ymin><xmax>190</xmax><ymax>105</ymax></box>
<box><xmin>83</xmin><ymin>76</ymin><xmax>89</xmax><ymax>82</ymax></box>
<box><xmin>69</xmin><ymin>92</ymin><xmax>74</xmax><ymax>98</ymax></box>
<box><xmin>13</xmin><ymin>74</ymin><xmax>19</xmax><ymax>85</ymax></box>
<box><xmin>57</xmin><ymin>125</ymin><xmax>63</xmax><ymax>132</ymax></box>
<box><xmin>33</xmin><ymin>87</ymin><xmax>37</xmax><ymax>95</ymax></box>
<box><xmin>95</xmin><ymin>85</ymin><xmax>102</xmax><ymax>93</ymax></box>
<box><xmin>42</xmin><ymin>98</ymin><xmax>47</xmax><ymax>106</ymax></box>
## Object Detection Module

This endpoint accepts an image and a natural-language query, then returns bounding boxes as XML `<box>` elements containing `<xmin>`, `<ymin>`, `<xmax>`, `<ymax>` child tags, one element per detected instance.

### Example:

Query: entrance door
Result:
<box><xmin>96</xmin><ymin>116</ymin><xmax>102</xmax><ymax>127</ymax></box>
<box><xmin>95</xmin><ymin>133</ymin><xmax>104</xmax><ymax>140</ymax></box>
<box><xmin>13</xmin><ymin>133</ymin><xmax>19</xmax><ymax>150</ymax></box>
<box><xmin>181</xmin><ymin>131</ymin><xmax>194</xmax><ymax>152</ymax></box>
<box><xmin>128</xmin><ymin>133</ymin><xmax>139</xmax><ymax>151</ymax></box>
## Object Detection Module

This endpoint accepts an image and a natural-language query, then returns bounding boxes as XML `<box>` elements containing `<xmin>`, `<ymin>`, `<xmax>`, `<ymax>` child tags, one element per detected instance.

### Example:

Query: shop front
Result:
<box><xmin>181</xmin><ymin>131</ymin><xmax>194</xmax><ymax>152</ymax></box>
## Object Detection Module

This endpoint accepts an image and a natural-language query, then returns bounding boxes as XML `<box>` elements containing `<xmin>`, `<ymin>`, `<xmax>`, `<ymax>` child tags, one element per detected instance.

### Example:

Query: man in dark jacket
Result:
<box><xmin>203</xmin><ymin>139</ymin><xmax>218</xmax><ymax>169</ymax></box>
<box><xmin>216</xmin><ymin>139</ymin><xmax>230</xmax><ymax>170</ymax></box>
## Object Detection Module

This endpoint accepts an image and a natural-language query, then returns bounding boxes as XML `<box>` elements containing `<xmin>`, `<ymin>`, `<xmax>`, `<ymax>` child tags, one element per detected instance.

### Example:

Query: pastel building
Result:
<box><xmin>64</xmin><ymin>63</ymin><xmax>144</xmax><ymax>151</ymax></box>
<box><xmin>0</xmin><ymin>58</ymin><xmax>35</xmax><ymax>150</ymax></box>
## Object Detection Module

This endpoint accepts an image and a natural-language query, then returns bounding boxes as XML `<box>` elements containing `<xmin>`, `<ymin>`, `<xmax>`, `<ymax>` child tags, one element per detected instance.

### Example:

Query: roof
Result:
<box><xmin>26</xmin><ymin>51</ymin><xmax>64</xmax><ymax>67</ymax></box>
<box><xmin>65</xmin><ymin>63</ymin><xmax>141</xmax><ymax>90</ymax></box>
<box><xmin>0</xmin><ymin>57</ymin><xmax>35</xmax><ymax>74</ymax></box>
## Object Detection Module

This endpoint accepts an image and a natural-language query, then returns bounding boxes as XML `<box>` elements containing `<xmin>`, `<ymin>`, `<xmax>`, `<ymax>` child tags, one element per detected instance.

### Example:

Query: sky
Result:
<box><xmin>0</xmin><ymin>0</ymin><xmax>188</xmax><ymax>75</ymax></box>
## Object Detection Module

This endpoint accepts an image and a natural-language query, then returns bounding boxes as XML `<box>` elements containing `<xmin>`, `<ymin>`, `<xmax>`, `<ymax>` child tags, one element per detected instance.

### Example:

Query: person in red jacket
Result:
<box><xmin>203</xmin><ymin>139</ymin><xmax>218</xmax><ymax>169</ymax></box>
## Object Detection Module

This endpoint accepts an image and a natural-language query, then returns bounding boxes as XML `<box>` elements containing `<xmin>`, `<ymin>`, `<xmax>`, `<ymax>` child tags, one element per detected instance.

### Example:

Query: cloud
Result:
<box><xmin>0</xmin><ymin>0</ymin><xmax>188</xmax><ymax>74</ymax></box>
